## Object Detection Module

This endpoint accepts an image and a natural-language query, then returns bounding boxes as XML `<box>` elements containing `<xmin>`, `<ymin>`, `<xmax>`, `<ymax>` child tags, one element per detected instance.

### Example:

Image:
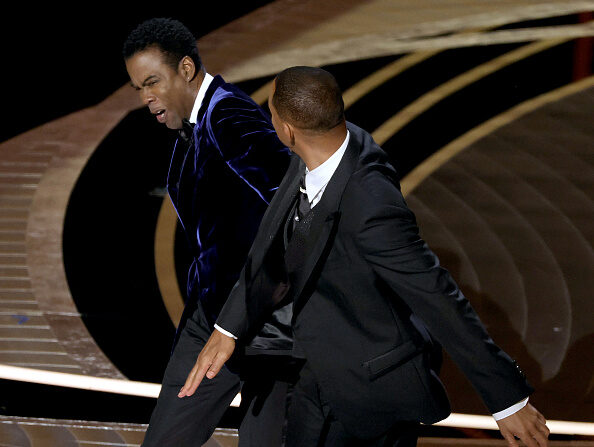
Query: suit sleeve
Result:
<box><xmin>215</xmin><ymin>261</ymin><xmax>252</xmax><ymax>340</ymax></box>
<box><xmin>215</xmin><ymin>154</ymin><xmax>304</xmax><ymax>340</ymax></box>
<box><xmin>352</xmin><ymin>168</ymin><xmax>533</xmax><ymax>414</ymax></box>
<box><xmin>208</xmin><ymin>95</ymin><xmax>290</xmax><ymax>203</ymax></box>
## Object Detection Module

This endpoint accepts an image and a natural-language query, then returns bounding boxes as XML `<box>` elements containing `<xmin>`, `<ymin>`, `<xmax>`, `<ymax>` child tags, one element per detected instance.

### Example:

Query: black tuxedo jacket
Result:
<box><xmin>217</xmin><ymin>122</ymin><xmax>532</xmax><ymax>438</ymax></box>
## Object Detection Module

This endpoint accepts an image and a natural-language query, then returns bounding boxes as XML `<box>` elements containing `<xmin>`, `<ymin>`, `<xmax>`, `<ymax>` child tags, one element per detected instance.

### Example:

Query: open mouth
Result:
<box><xmin>154</xmin><ymin>109</ymin><xmax>166</xmax><ymax>123</ymax></box>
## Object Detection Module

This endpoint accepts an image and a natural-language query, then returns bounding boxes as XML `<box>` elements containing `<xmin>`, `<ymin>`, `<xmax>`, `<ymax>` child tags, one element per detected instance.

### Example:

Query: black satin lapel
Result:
<box><xmin>268</xmin><ymin>157</ymin><xmax>304</xmax><ymax>234</ymax></box>
<box><xmin>250</xmin><ymin>155</ymin><xmax>304</xmax><ymax>270</ymax></box>
<box><xmin>290</xmin><ymin>210</ymin><xmax>340</xmax><ymax>316</ymax></box>
<box><xmin>289</xmin><ymin>135</ymin><xmax>360</xmax><ymax>312</ymax></box>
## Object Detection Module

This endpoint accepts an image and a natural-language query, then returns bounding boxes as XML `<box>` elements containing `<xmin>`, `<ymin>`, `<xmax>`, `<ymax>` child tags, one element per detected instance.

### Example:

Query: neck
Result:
<box><xmin>295</xmin><ymin>122</ymin><xmax>347</xmax><ymax>171</ymax></box>
<box><xmin>184</xmin><ymin>69</ymin><xmax>205</xmax><ymax>119</ymax></box>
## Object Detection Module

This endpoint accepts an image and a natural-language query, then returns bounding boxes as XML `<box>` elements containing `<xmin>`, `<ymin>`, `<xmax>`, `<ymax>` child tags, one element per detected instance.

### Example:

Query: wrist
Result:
<box><xmin>214</xmin><ymin>324</ymin><xmax>238</xmax><ymax>340</ymax></box>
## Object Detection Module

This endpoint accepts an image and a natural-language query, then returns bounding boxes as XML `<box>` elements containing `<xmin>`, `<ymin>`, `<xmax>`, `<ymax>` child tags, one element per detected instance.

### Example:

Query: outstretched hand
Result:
<box><xmin>496</xmin><ymin>403</ymin><xmax>550</xmax><ymax>447</ymax></box>
<box><xmin>177</xmin><ymin>329</ymin><xmax>236</xmax><ymax>398</ymax></box>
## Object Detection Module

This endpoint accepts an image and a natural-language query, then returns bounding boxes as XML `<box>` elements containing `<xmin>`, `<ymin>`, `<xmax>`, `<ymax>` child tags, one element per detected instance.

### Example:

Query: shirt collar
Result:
<box><xmin>189</xmin><ymin>72</ymin><xmax>214</xmax><ymax>124</ymax></box>
<box><xmin>305</xmin><ymin>130</ymin><xmax>350</xmax><ymax>203</ymax></box>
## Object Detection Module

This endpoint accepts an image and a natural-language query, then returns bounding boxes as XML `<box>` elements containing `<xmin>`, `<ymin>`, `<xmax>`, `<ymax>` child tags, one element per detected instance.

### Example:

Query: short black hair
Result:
<box><xmin>272</xmin><ymin>66</ymin><xmax>344</xmax><ymax>132</ymax></box>
<box><xmin>122</xmin><ymin>17</ymin><xmax>201</xmax><ymax>72</ymax></box>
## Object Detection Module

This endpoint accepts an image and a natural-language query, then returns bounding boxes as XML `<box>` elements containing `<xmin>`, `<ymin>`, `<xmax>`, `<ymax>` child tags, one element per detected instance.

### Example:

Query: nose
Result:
<box><xmin>140</xmin><ymin>88</ymin><xmax>155</xmax><ymax>105</ymax></box>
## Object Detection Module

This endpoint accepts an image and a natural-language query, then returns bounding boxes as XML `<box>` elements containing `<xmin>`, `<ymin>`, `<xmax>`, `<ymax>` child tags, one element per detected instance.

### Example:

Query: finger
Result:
<box><xmin>532</xmin><ymin>428</ymin><xmax>549</xmax><ymax>446</ymax></box>
<box><xmin>178</xmin><ymin>358</ymin><xmax>211</xmax><ymax>398</ymax></box>
<box><xmin>536</xmin><ymin>419</ymin><xmax>550</xmax><ymax>438</ymax></box>
<box><xmin>178</xmin><ymin>373</ymin><xmax>195</xmax><ymax>398</ymax></box>
<box><xmin>183</xmin><ymin>361</ymin><xmax>212</xmax><ymax>397</ymax></box>
<box><xmin>177</xmin><ymin>364</ymin><xmax>198</xmax><ymax>397</ymax></box>
<box><xmin>205</xmin><ymin>353</ymin><xmax>226</xmax><ymax>379</ymax></box>
<box><xmin>502</xmin><ymin>432</ymin><xmax>519</xmax><ymax>447</ymax></box>
<box><xmin>529</xmin><ymin>414</ymin><xmax>550</xmax><ymax>441</ymax></box>
<box><xmin>542</xmin><ymin>424</ymin><xmax>550</xmax><ymax>438</ymax></box>
<box><xmin>179</xmin><ymin>359</ymin><xmax>203</xmax><ymax>394</ymax></box>
<box><xmin>519</xmin><ymin>432</ymin><xmax>539</xmax><ymax>447</ymax></box>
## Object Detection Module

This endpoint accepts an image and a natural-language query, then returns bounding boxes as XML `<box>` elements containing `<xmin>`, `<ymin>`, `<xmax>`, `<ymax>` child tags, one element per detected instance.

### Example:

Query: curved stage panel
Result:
<box><xmin>405</xmin><ymin>81</ymin><xmax>594</xmax><ymax>422</ymax></box>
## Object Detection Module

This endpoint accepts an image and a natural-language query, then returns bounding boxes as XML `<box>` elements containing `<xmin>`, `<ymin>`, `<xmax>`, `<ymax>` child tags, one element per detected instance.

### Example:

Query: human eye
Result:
<box><xmin>141</xmin><ymin>77</ymin><xmax>160</xmax><ymax>89</ymax></box>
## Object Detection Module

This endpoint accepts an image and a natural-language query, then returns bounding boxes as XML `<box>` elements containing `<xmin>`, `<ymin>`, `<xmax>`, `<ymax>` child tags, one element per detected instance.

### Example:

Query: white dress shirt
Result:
<box><xmin>189</xmin><ymin>72</ymin><xmax>214</xmax><ymax>124</ymax></box>
<box><xmin>214</xmin><ymin>128</ymin><xmax>527</xmax><ymax>420</ymax></box>
<box><xmin>304</xmin><ymin>131</ymin><xmax>350</xmax><ymax>208</ymax></box>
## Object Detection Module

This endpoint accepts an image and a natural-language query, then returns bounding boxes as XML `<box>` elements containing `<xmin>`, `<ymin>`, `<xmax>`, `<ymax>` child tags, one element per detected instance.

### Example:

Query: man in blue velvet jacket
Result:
<box><xmin>124</xmin><ymin>18</ymin><xmax>292</xmax><ymax>446</ymax></box>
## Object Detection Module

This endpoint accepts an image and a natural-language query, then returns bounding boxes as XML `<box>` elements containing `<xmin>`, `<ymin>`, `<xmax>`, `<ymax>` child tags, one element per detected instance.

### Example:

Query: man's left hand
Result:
<box><xmin>177</xmin><ymin>329</ymin><xmax>236</xmax><ymax>398</ymax></box>
<box><xmin>496</xmin><ymin>403</ymin><xmax>550</xmax><ymax>447</ymax></box>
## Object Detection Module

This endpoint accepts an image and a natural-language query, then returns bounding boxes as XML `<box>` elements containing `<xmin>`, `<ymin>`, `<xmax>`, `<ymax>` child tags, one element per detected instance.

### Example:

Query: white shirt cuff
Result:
<box><xmin>492</xmin><ymin>397</ymin><xmax>529</xmax><ymax>421</ymax></box>
<box><xmin>214</xmin><ymin>324</ymin><xmax>237</xmax><ymax>340</ymax></box>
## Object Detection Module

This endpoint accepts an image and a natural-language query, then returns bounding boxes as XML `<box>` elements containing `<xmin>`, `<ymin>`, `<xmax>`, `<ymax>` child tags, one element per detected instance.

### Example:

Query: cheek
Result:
<box><xmin>157</xmin><ymin>87</ymin><xmax>172</xmax><ymax>106</ymax></box>
<box><xmin>169</xmin><ymin>85</ymin><xmax>190</xmax><ymax>114</ymax></box>
<box><xmin>154</xmin><ymin>81</ymin><xmax>176</xmax><ymax>106</ymax></box>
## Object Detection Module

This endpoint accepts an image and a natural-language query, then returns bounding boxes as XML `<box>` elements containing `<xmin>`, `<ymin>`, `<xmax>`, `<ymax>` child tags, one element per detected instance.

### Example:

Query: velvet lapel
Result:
<box><xmin>289</xmin><ymin>135</ymin><xmax>360</xmax><ymax>317</ymax></box>
<box><xmin>196</xmin><ymin>75</ymin><xmax>225</xmax><ymax>125</ymax></box>
<box><xmin>166</xmin><ymin>76</ymin><xmax>225</xmax><ymax>218</ymax></box>
<box><xmin>166</xmin><ymin>137</ymin><xmax>190</xmax><ymax>211</ymax></box>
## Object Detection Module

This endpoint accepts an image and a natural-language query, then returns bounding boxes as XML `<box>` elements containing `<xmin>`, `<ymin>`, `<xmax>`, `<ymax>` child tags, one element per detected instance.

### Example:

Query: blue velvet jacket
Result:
<box><xmin>167</xmin><ymin>75</ymin><xmax>290</xmax><ymax>345</ymax></box>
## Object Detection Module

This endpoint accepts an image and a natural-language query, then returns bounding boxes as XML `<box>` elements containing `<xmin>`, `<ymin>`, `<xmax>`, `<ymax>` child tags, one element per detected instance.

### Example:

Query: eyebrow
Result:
<box><xmin>130</xmin><ymin>75</ymin><xmax>159</xmax><ymax>89</ymax></box>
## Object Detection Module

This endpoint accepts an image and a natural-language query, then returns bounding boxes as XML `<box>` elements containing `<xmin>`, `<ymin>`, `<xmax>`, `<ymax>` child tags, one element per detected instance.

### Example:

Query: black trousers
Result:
<box><xmin>142</xmin><ymin>302</ymin><xmax>292</xmax><ymax>447</ymax></box>
<box><xmin>286</xmin><ymin>362</ymin><xmax>419</xmax><ymax>447</ymax></box>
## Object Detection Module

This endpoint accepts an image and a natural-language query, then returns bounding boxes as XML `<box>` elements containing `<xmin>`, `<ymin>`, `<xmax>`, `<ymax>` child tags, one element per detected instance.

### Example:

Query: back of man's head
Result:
<box><xmin>272</xmin><ymin>66</ymin><xmax>344</xmax><ymax>133</ymax></box>
<box><xmin>122</xmin><ymin>17</ymin><xmax>201</xmax><ymax>72</ymax></box>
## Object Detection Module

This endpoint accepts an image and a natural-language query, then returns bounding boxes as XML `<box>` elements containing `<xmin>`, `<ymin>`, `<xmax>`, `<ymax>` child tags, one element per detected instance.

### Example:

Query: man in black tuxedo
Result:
<box><xmin>180</xmin><ymin>67</ymin><xmax>550</xmax><ymax>446</ymax></box>
<box><xmin>123</xmin><ymin>18</ymin><xmax>294</xmax><ymax>447</ymax></box>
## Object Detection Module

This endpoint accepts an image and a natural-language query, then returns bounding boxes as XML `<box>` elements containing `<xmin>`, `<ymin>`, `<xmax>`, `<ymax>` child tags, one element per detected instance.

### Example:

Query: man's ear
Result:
<box><xmin>179</xmin><ymin>56</ymin><xmax>196</xmax><ymax>82</ymax></box>
<box><xmin>284</xmin><ymin>122</ymin><xmax>296</xmax><ymax>147</ymax></box>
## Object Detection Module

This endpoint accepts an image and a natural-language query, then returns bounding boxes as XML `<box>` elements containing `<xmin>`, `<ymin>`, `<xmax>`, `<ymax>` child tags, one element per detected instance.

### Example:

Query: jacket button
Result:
<box><xmin>513</xmin><ymin>360</ymin><xmax>526</xmax><ymax>379</ymax></box>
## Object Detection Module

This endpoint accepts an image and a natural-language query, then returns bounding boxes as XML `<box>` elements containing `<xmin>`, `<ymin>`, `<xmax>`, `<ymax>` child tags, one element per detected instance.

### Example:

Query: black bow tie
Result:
<box><xmin>178</xmin><ymin>119</ymin><xmax>195</xmax><ymax>144</ymax></box>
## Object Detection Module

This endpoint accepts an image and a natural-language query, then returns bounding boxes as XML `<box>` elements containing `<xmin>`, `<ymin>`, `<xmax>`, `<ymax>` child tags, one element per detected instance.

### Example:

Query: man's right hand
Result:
<box><xmin>496</xmin><ymin>403</ymin><xmax>550</xmax><ymax>447</ymax></box>
<box><xmin>177</xmin><ymin>329</ymin><xmax>236</xmax><ymax>398</ymax></box>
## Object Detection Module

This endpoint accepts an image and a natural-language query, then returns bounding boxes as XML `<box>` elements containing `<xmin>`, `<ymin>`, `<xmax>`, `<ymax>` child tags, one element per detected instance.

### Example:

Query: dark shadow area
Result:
<box><xmin>382</xmin><ymin>40</ymin><xmax>586</xmax><ymax>178</ymax></box>
<box><xmin>2</xmin><ymin>3</ymin><xmax>274</xmax><ymax>143</ymax></box>
<box><xmin>344</xmin><ymin>43</ymin><xmax>524</xmax><ymax>137</ymax></box>
<box><xmin>62</xmin><ymin>107</ymin><xmax>178</xmax><ymax>383</ymax></box>
<box><xmin>536</xmin><ymin>333</ymin><xmax>594</xmax><ymax>422</ymax></box>
<box><xmin>0</xmin><ymin>380</ymin><xmax>155</xmax><ymax>424</ymax></box>
<box><xmin>495</xmin><ymin>11</ymin><xmax>580</xmax><ymax>30</ymax></box>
